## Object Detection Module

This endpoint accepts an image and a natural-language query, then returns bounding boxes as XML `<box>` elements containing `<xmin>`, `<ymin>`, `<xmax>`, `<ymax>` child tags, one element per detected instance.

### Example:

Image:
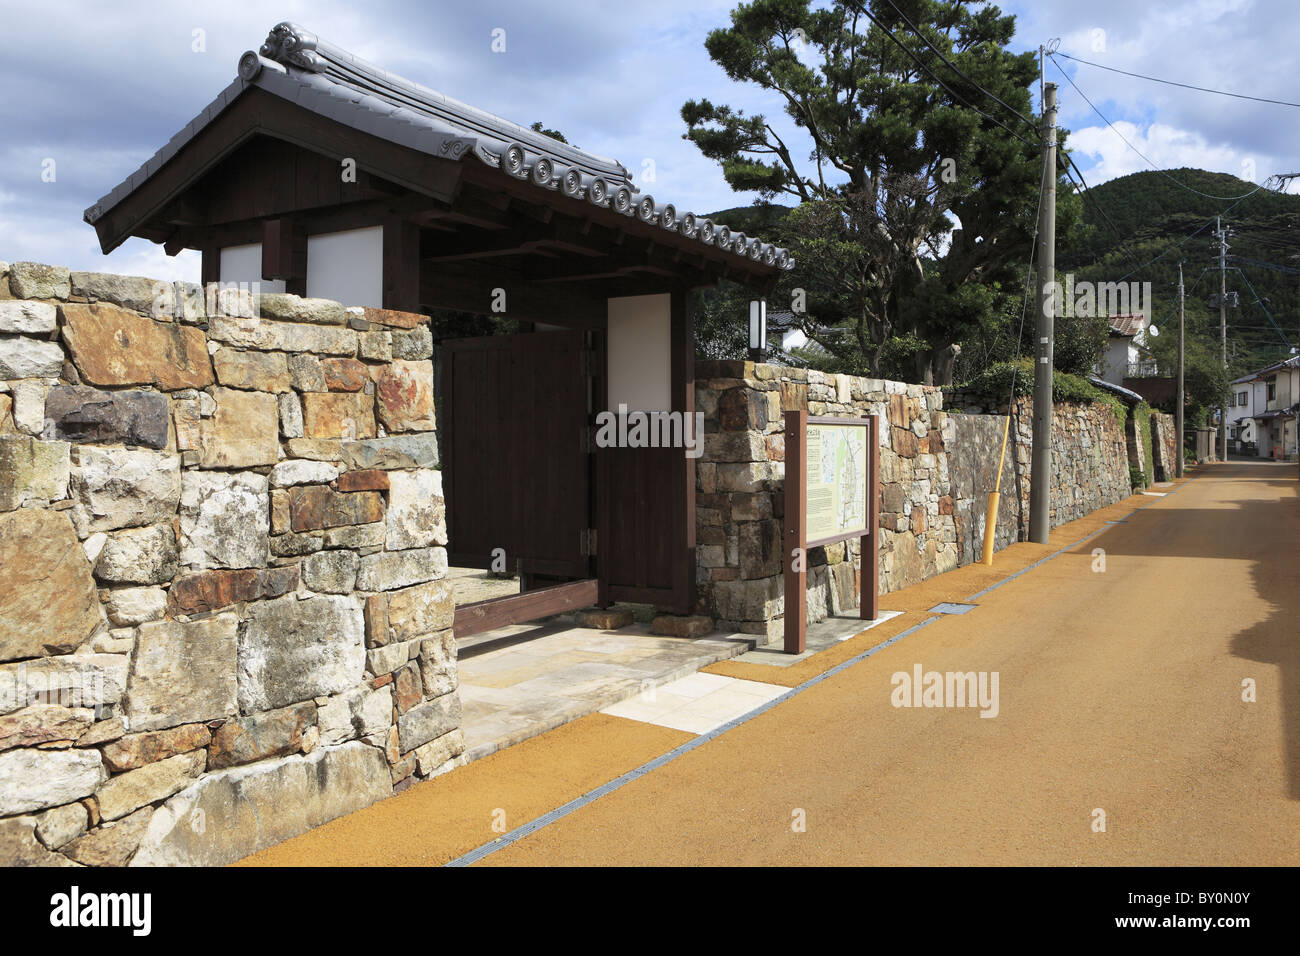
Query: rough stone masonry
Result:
<box><xmin>0</xmin><ymin>260</ymin><xmax>461</xmax><ymax>867</ymax></box>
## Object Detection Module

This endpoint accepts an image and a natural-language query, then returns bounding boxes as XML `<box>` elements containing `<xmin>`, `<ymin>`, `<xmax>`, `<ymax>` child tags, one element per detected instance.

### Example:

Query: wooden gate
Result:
<box><xmin>442</xmin><ymin>330</ymin><xmax>592</xmax><ymax>583</ymax></box>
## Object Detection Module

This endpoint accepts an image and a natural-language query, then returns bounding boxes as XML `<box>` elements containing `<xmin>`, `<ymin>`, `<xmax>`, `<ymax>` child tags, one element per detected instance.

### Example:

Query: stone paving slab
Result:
<box><xmin>601</xmin><ymin>673</ymin><xmax>788</xmax><ymax>735</ymax></box>
<box><xmin>457</xmin><ymin>621</ymin><xmax>754</xmax><ymax>762</ymax></box>
<box><xmin>730</xmin><ymin>610</ymin><xmax>904</xmax><ymax>668</ymax></box>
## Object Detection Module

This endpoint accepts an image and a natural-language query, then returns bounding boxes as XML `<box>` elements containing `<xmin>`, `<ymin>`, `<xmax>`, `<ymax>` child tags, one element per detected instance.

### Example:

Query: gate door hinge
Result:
<box><xmin>580</xmin><ymin>528</ymin><xmax>597</xmax><ymax>556</ymax></box>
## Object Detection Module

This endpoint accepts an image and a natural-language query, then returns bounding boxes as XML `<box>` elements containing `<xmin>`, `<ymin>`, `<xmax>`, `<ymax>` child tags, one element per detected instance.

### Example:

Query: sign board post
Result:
<box><xmin>783</xmin><ymin>410</ymin><xmax>879</xmax><ymax>654</ymax></box>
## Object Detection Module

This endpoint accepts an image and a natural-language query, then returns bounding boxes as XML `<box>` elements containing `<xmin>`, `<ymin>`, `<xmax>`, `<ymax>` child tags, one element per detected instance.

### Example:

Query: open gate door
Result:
<box><xmin>442</xmin><ymin>330</ymin><xmax>591</xmax><ymax>583</ymax></box>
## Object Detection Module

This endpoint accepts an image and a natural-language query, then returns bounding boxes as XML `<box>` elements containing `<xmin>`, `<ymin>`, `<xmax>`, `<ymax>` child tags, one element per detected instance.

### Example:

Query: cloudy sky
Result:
<box><xmin>1</xmin><ymin>0</ymin><xmax>1296</xmax><ymax>281</ymax></box>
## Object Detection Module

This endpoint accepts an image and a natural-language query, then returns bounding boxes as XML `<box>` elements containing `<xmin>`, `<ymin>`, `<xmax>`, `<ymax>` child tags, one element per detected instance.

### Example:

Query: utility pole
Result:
<box><xmin>1030</xmin><ymin>79</ymin><xmax>1057</xmax><ymax>544</ymax></box>
<box><xmin>1177</xmin><ymin>262</ymin><xmax>1185</xmax><ymax>478</ymax></box>
<box><xmin>1216</xmin><ymin>214</ymin><xmax>1227</xmax><ymax>463</ymax></box>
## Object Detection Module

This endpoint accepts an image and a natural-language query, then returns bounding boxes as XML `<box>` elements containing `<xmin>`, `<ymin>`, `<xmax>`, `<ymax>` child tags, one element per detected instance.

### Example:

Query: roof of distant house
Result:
<box><xmin>1107</xmin><ymin>313</ymin><xmax>1146</xmax><ymax>337</ymax></box>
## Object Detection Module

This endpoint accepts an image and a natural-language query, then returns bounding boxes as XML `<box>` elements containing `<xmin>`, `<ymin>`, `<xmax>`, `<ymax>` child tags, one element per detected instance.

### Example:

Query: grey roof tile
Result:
<box><xmin>84</xmin><ymin>21</ymin><xmax>792</xmax><ymax>270</ymax></box>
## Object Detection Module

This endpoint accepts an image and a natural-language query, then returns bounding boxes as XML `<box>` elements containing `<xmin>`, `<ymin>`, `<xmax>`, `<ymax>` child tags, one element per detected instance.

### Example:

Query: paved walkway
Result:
<box><xmin>241</xmin><ymin>462</ymin><xmax>1299</xmax><ymax>866</ymax></box>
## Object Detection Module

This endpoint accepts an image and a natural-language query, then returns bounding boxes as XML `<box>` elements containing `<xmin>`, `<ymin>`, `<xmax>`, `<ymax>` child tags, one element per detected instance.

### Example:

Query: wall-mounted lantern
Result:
<box><xmin>749</xmin><ymin>299</ymin><xmax>767</xmax><ymax>362</ymax></box>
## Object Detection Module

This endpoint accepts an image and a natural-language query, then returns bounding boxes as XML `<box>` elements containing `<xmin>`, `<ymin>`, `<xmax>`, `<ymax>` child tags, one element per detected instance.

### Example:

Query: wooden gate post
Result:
<box><xmin>861</xmin><ymin>413</ymin><xmax>879</xmax><ymax>621</ymax></box>
<box><xmin>784</xmin><ymin>409</ymin><xmax>807</xmax><ymax>654</ymax></box>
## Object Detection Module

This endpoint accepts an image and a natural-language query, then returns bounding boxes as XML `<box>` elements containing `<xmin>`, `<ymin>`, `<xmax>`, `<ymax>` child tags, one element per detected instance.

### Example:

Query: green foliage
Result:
<box><xmin>529</xmin><ymin>121</ymin><xmax>569</xmax><ymax>144</ymax></box>
<box><xmin>950</xmin><ymin>357</ymin><xmax>1126</xmax><ymax>424</ymax></box>
<box><xmin>1058</xmin><ymin>167</ymin><xmax>1300</xmax><ymax>377</ymax></box>
<box><xmin>681</xmin><ymin>0</ymin><xmax>1060</xmax><ymax>383</ymax></box>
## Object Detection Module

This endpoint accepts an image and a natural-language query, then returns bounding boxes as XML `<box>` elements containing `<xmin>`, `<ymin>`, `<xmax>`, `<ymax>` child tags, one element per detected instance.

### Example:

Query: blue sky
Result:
<box><xmin>2</xmin><ymin>0</ymin><xmax>1297</xmax><ymax>281</ymax></box>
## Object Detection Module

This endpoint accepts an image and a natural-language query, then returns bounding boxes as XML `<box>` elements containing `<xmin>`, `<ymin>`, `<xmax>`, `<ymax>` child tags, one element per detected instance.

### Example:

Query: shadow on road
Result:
<box><xmin>1071</xmin><ymin>462</ymin><xmax>1300</xmax><ymax>798</ymax></box>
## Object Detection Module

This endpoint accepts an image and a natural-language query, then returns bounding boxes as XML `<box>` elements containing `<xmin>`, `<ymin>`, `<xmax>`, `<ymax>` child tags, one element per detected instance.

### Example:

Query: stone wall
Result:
<box><xmin>946</xmin><ymin>394</ymin><xmax>1132</xmax><ymax>529</ymax></box>
<box><xmin>0</xmin><ymin>261</ymin><xmax>460</xmax><ymax>867</ymax></box>
<box><xmin>1151</xmin><ymin>410</ymin><xmax>1177</xmax><ymax>481</ymax></box>
<box><xmin>697</xmin><ymin>362</ymin><xmax>1139</xmax><ymax>643</ymax></box>
<box><xmin>695</xmin><ymin>361</ymin><xmax>958</xmax><ymax>642</ymax></box>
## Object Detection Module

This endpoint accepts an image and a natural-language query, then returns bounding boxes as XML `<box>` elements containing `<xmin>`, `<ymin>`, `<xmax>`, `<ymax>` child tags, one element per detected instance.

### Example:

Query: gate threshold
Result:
<box><xmin>454</xmin><ymin>579</ymin><xmax>600</xmax><ymax>641</ymax></box>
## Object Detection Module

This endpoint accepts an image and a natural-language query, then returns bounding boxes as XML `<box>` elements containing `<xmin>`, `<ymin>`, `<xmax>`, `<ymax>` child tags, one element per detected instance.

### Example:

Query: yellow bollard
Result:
<box><xmin>981</xmin><ymin>412</ymin><xmax>1013</xmax><ymax>566</ymax></box>
<box><xmin>981</xmin><ymin>491</ymin><xmax>1000</xmax><ymax>565</ymax></box>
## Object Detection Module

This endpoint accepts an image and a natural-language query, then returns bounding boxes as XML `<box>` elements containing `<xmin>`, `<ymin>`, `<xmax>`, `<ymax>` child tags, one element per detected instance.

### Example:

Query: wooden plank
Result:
<box><xmin>784</xmin><ymin>409</ymin><xmax>808</xmax><ymax>654</ymax></box>
<box><xmin>671</xmin><ymin>287</ymin><xmax>696</xmax><ymax>615</ymax></box>
<box><xmin>454</xmin><ymin>579</ymin><xmax>599</xmax><ymax>640</ymax></box>
<box><xmin>863</xmin><ymin>413</ymin><xmax>880</xmax><ymax>621</ymax></box>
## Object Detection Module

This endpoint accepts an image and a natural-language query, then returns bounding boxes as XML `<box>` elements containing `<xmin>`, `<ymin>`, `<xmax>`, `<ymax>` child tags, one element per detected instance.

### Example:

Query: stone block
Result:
<box><xmin>649</xmin><ymin>615</ymin><xmax>714</xmax><ymax>638</ymax></box>
<box><xmin>8</xmin><ymin>261</ymin><xmax>70</xmax><ymax>299</ymax></box>
<box><xmin>385</xmin><ymin>580</ymin><xmax>455</xmax><ymax>644</ymax></box>
<box><xmin>0</xmin><ymin>336</ymin><xmax>64</xmax><ymax>379</ymax></box>
<box><xmin>289</xmin><ymin>484</ymin><xmax>384</xmax><ymax>532</ymax></box>
<box><xmin>208</xmin><ymin>701</ymin><xmax>315</xmax><ymax>770</ymax></box>
<box><xmin>386</xmin><ymin>470</ymin><xmax>445</xmax><ymax>549</ymax></box>
<box><xmin>278</xmin><ymin>391</ymin><xmax>303</xmax><ymax>439</ymax></box>
<box><xmin>316</xmin><ymin>685</ymin><xmax>392</xmax><ymax>745</ymax></box>
<box><xmin>374</xmin><ymin>360</ymin><xmax>434</xmax><ymax>432</ymax></box>
<box><xmin>96</xmin><ymin>749</ymin><xmax>206</xmax><ymax>821</ymax></box>
<box><xmin>61</xmin><ymin>302</ymin><xmax>212</xmax><ymax>388</ymax></box>
<box><xmin>301</xmin><ymin>391</ymin><xmax>375</xmax><ymax>440</ymax></box>
<box><xmin>391</xmin><ymin>325</ymin><xmax>433</xmax><ymax>360</ymax></box>
<box><xmin>129</xmin><ymin>742</ymin><xmax>391</xmax><ymax>867</ymax></box>
<box><xmin>0</xmin><ymin>435</ymin><xmax>69</xmax><ymax>510</ymax></box>
<box><xmin>0</xmin><ymin>703</ymin><xmax>95</xmax><ymax>751</ymax></box>
<box><xmin>101</xmin><ymin>723</ymin><xmax>212</xmax><ymax>773</ymax></box>
<box><xmin>237</xmin><ymin>595</ymin><xmax>365</xmax><ymax>712</ymax></box>
<box><xmin>413</xmin><ymin>728</ymin><xmax>464</xmax><ymax>777</ymax></box>
<box><xmin>342</xmin><ymin>434</ymin><xmax>439</xmax><ymax>470</ymax></box>
<box><xmin>574</xmin><ymin>607</ymin><xmax>635</xmax><ymax>629</ymax></box>
<box><xmin>95</xmin><ymin>523</ymin><xmax>178</xmax><ymax>584</ymax></box>
<box><xmin>357</xmin><ymin>547</ymin><xmax>446</xmax><ymax>593</ymax></box>
<box><xmin>302</xmin><ymin>549</ymin><xmax>360</xmax><ymax>594</ymax></box>
<box><xmin>321</xmin><ymin>358</ymin><xmax>368</xmax><ymax>392</ymax></box>
<box><xmin>125</xmin><ymin>614</ymin><xmax>238</xmax><ymax>732</ymax></box>
<box><xmin>213</xmin><ymin>348</ymin><xmax>293</xmax><ymax>392</ymax></box>
<box><xmin>0</xmin><ymin>654</ymin><xmax>129</xmax><ymax>717</ymax></box>
<box><xmin>166</xmin><ymin>565</ymin><xmax>297</xmax><ymax>616</ymax></box>
<box><xmin>68</xmin><ymin>445</ymin><xmax>181</xmax><ymax>536</ymax></box>
<box><xmin>69</xmin><ymin>271</ymin><xmax>164</xmax><ymax>315</ymax></box>
<box><xmin>177</xmin><ymin>471</ymin><xmax>269</xmax><ymax>569</ymax></box>
<box><xmin>0</xmin><ymin>299</ymin><xmax>57</xmax><ymax>333</ymax></box>
<box><xmin>0</xmin><ymin>509</ymin><xmax>99</xmax><ymax>661</ymax></box>
<box><xmin>0</xmin><ymin>748</ymin><xmax>105</xmax><ymax>815</ymax></box>
<box><xmin>359</xmin><ymin>306</ymin><xmax>424</xmax><ymax>329</ymax></box>
<box><xmin>207</xmin><ymin>314</ymin><xmax>358</xmax><ymax>355</ymax></box>
<box><xmin>287</xmin><ymin>353</ymin><xmax>327</xmax><ymax>392</ymax></box>
<box><xmin>332</xmin><ymin>468</ymin><xmax>389</xmax><ymax>492</ymax></box>
<box><xmin>44</xmin><ymin>386</ymin><xmax>169</xmax><ymax>449</ymax></box>
<box><xmin>199</xmin><ymin>388</ymin><xmax>279</xmax><ymax>468</ymax></box>
<box><xmin>255</xmin><ymin>293</ymin><xmax>346</xmax><ymax>325</ymax></box>
<box><xmin>323</xmin><ymin>522</ymin><xmax>385</xmax><ymax>549</ymax></box>
<box><xmin>417</xmin><ymin>630</ymin><xmax>457</xmax><ymax>699</ymax></box>
<box><xmin>269</xmin><ymin>459</ymin><xmax>340</xmax><ymax>488</ymax></box>
<box><xmin>396</xmin><ymin>692</ymin><xmax>461</xmax><ymax>753</ymax></box>
<box><xmin>36</xmin><ymin>802</ymin><xmax>89</xmax><ymax>850</ymax></box>
<box><xmin>64</xmin><ymin>806</ymin><xmax>154</xmax><ymax>866</ymax></box>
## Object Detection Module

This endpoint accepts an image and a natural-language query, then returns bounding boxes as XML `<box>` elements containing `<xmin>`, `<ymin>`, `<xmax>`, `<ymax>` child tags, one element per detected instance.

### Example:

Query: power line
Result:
<box><xmin>1049</xmin><ymin>54</ymin><xmax>1269</xmax><ymax>202</ymax></box>
<box><xmin>1051</xmin><ymin>51</ymin><xmax>1300</xmax><ymax>109</ymax></box>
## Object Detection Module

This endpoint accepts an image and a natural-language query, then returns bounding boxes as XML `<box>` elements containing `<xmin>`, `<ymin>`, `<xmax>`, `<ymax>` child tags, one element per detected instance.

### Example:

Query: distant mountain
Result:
<box><xmin>1058</xmin><ymin>168</ymin><xmax>1300</xmax><ymax>372</ymax></box>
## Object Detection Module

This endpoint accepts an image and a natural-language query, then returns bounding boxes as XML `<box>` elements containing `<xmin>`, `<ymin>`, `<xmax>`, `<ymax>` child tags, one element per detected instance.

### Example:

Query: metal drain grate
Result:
<box><xmin>928</xmin><ymin>602</ymin><xmax>978</xmax><ymax>615</ymax></box>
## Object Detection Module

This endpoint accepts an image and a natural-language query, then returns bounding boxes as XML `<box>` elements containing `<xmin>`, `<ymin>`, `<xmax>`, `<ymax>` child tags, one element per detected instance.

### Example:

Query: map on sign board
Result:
<box><xmin>805</xmin><ymin>422</ymin><xmax>868</xmax><ymax>542</ymax></box>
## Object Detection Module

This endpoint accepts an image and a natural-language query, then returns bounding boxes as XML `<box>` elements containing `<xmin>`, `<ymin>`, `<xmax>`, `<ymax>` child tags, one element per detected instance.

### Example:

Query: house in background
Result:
<box><xmin>1099</xmin><ymin>313</ymin><xmax>1153</xmax><ymax>386</ymax></box>
<box><xmin>1228</xmin><ymin>371</ymin><xmax>1264</xmax><ymax>453</ymax></box>
<box><xmin>1247</xmin><ymin>355</ymin><xmax>1299</xmax><ymax>459</ymax></box>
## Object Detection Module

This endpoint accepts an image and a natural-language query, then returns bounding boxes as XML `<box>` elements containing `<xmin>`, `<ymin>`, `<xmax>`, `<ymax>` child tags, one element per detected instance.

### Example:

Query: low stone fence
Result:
<box><xmin>0</xmin><ymin>261</ymin><xmax>459</xmax><ymax>867</ymax></box>
<box><xmin>695</xmin><ymin>361</ymin><xmax>958</xmax><ymax>641</ymax></box>
<box><xmin>696</xmin><ymin>362</ymin><xmax>1141</xmax><ymax>641</ymax></box>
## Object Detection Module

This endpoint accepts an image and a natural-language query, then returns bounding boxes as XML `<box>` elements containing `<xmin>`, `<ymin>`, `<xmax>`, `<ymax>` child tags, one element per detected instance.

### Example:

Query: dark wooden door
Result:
<box><xmin>442</xmin><ymin>330</ymin><xmax>591</xmax><ymax>581</ymax></box>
